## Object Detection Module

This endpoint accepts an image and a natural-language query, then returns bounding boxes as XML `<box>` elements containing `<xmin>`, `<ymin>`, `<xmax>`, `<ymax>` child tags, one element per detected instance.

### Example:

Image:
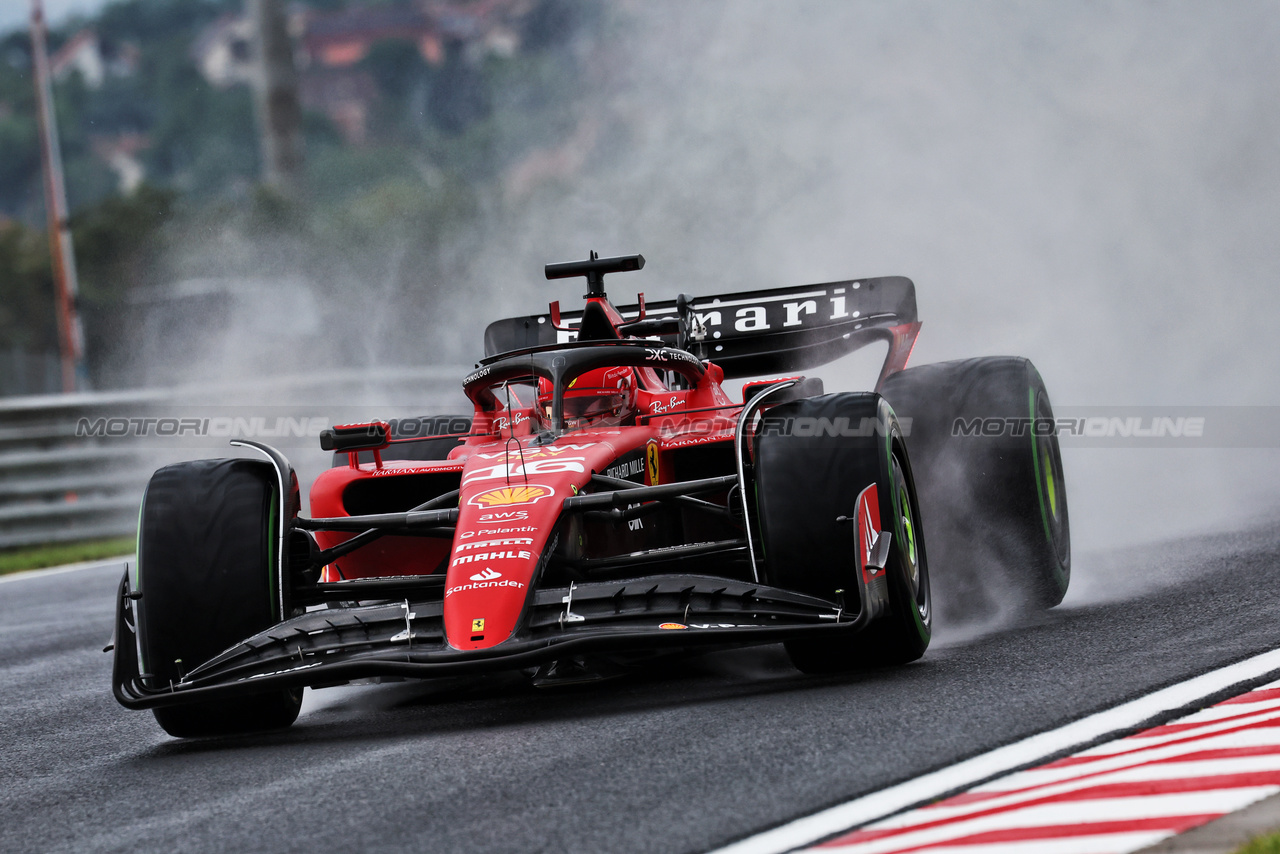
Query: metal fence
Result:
<box><xmin>0</xmin><ymin>368</ymin><xmax>471</xmax><ymax>550</ymax></box>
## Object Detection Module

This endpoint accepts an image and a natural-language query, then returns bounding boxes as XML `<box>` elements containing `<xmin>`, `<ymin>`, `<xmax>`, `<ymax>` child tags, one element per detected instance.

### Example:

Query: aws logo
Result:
<box><xmin>469</xmin><ymin>485</ymin><xmax>556</xmax><ymax>508</ymax></box>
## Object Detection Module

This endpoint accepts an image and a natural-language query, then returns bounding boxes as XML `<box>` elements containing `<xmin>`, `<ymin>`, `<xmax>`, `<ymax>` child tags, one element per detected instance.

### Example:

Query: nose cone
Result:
<box><xmin>444</xmin><ymin>480</ymin><xmax>569</xmax><ymax>649</ymax></box>
<box><xmin>443</xmin><ymin>530</ymin><xmax>542</xmax><ymax>650</ymax></box>
<box><xmin>444</xmin><ymin>436</ymin><xmax>640</xmax><ymax>649</ymax></box>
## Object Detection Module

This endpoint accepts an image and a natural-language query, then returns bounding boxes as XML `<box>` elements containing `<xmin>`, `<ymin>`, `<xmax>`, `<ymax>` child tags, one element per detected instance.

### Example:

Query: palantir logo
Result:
<box><xmin>470</xmin><ymin>568</ymin><xmax>502</xmax><ymax>582</ymax></box>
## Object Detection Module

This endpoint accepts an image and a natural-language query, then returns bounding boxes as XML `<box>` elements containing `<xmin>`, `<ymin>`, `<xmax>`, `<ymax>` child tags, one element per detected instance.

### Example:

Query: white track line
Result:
<box><xmin>708</xmin><ymin>646</ymin><xmax>1280</xmax><ymax>854</ymax></box>
<box><xmin>0</xmin><ymin>555</ymin><xmax>132</xmax><ymax>584</ymax></box>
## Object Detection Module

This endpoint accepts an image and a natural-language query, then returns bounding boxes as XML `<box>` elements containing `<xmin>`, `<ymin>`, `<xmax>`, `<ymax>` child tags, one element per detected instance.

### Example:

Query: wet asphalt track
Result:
<box><xmin>4</xmin><ymin>522</ymin><xmax>1280</xmax><ymax>854</ymax></box>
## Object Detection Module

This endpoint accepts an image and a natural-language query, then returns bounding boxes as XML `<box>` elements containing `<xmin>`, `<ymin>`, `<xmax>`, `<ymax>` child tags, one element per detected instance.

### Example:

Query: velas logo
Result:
<box><xmin>469</xmin><ymin>485</ymin><xmax>556</xmax><ymax>508</ymax></box>
<box><xmin>470</xmin><ymin>568</ymin><xmax>501</xmax><ymax>582</ymax></box>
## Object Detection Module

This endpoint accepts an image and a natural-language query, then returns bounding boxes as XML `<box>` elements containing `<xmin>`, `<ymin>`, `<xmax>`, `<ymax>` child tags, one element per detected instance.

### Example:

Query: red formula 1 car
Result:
<box><xmin>111</xmin><ymin>253</ymin><xmax>1070</xmax><ymax>737</ymax></box>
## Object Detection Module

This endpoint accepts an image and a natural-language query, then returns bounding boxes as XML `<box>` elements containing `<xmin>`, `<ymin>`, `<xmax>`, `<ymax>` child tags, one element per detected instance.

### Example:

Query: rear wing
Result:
<box><xmin>483</xmin><ymin>276</ymin><xmax>920</xmax><ymax>382</ymax></box>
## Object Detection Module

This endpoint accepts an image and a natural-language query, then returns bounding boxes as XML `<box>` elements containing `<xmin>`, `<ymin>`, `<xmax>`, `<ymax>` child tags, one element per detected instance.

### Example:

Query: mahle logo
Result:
<box><xmin>469</xmin><ymin>485</ymin><xmax>555</xmax><ymax>508</ymax></box>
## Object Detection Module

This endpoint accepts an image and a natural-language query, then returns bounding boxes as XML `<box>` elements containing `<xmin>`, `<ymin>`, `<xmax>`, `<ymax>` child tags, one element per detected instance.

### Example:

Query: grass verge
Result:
<box><xmin>1238</xmin><ymin>833</ymin><xmax>1280</xmax><ymax>853</ymax></box>
<box><xmin>0</xmin><ymin>537</ymin><xmax>135</xmax><ymax>576</ymax></box>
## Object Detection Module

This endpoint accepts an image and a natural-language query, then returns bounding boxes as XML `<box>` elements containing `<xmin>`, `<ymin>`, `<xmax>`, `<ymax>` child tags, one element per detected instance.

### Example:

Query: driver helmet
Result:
<box><xmin>538</xmin><ymin>366</ymin><xmax>637</xmax><ymax>427</ymax></box>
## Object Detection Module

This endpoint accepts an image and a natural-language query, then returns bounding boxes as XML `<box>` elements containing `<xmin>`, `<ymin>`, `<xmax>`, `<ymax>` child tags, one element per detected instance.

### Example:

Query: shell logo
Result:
<box><xmin>469</xmin><ymin>484</ymin><xmax>555</xmax><ymax>508</ymax></box>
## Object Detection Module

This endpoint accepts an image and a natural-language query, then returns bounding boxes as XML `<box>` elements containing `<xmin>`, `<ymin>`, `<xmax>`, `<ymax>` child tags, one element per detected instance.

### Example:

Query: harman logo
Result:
<box><xmin>470</xmin><ymin>568</ymin><xmax>501</xmax><ymax>582</ymax></box>
<box><xmin>469</xmin><ymin>485</ymin><xmax>555</xmax><ymax>508</ymax></box>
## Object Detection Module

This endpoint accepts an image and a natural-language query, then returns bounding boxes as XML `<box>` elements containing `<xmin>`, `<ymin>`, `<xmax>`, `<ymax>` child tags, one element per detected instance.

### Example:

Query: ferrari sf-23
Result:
<box><xmin>111</xmin><ymin>252</ymin><xmax>1070</xmax><ymax>737</ymax></box>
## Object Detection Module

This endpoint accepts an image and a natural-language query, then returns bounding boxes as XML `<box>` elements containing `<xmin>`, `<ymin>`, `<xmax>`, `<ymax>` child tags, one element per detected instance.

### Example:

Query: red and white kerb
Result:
<box><xmin>808</xmin><ymin>679</ymin><xmax>1280</xmax><ymax>853</ymax></box>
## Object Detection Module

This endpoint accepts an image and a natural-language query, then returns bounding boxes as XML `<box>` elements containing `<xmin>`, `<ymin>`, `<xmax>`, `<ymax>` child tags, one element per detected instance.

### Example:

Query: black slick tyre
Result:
<box><xmin>135</xmin><ymin>458</ymin><xmax>302</xmax><ymax>737</ymax></box>
<box><xmin>879</xmin><ymin>357</ymin><xmax>1070</xmax><ymax>612</ymax></box>
<box><xmin>755</xmin><ymin>393</ymin><xmax>931</xmax><ymax>672</ymax></box>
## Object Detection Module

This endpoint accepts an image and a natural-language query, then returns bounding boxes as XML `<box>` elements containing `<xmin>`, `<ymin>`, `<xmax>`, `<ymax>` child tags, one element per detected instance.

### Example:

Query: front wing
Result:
<box><xmin>112</xmin><ymin>572</ymin><xmax>888</xmax><ymax>709</ymax></box>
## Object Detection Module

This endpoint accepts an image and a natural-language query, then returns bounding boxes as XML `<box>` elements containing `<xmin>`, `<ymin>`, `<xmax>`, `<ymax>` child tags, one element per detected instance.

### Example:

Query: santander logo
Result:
<box><xmin>470</xmin><ymin>568</ymin><xmax>501</xmax><ymax>582</ymax></box>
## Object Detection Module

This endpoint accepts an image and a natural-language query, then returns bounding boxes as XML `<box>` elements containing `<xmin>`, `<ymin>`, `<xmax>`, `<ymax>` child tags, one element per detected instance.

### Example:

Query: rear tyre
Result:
<box><xmin>135</xmin><ymin>458</ymin><xmax>302</xmax><ymax>737</ymax></box>
<box><xmin>755</xmin><ymin>393</ymin><xmax>931</xmax><ymax>673</ymax></box>
<box><xmin>880</xmin><ymin>357</ymin><xmax>1070</xmax><ymax>612</ymax></box>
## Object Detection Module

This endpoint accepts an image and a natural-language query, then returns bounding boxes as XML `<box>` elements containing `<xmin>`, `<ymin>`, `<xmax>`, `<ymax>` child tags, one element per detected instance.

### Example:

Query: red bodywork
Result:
<box><xmin>110</xmin><ymin>265</ymin><xmax>938</xmax><ymax>722</ymax></box>
<box><xmin>308</xmin><ymin>293</ymin><xmax>916</xmax><ymax>653</ymax></box>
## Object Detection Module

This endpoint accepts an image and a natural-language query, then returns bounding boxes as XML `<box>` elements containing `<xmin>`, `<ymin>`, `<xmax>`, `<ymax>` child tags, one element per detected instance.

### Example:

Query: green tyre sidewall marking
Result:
<box><xmin>899</xmin><ymin>482</ymin><xmax>917</xmax><ymax>567</ymax></box>
<box><xmin>1027</xmin><ymin>379</ymin><xmax>1068</xmax><ymax>589</ymax></box>
<box><xmin>890</xmin><ymin>446</ymin><xmax>929</xmax><ymax>631</ymax></box>
<box><xmin>1028</xmin><ymin>385</ymin><xmax>1053</xmax><ymax>547</ymax></box>
<box><xmin>883</xmin><ymin>402</ymin><xmax>927</xmax><ymax>629</ymax></box>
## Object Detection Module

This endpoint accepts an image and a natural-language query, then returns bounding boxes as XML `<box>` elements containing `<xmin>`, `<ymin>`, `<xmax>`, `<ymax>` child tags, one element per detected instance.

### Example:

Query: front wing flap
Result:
<box><xmin>112</xmin><ymin>573</ymin><xmax>871</xmax><ymax>709</ymax></box>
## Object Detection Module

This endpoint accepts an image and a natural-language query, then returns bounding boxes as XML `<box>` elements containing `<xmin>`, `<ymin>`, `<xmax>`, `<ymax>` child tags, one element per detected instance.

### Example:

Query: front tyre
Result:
<box><xmin>135</xmin><ymin>458</ymin><xmax>302</xmax><ymax>737</ymax></box>
<box><xmin>755</xmin><ymin>393</ymin><xmax>931</xmax><ymax>673</ymax></box>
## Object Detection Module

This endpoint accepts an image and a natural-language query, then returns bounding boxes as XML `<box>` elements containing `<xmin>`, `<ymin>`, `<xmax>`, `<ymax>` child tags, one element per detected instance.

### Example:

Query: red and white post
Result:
<box><xmin>30</xmin><ymin>0</ymin><xmax>86</xmax><ymax>393</ymax></box>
